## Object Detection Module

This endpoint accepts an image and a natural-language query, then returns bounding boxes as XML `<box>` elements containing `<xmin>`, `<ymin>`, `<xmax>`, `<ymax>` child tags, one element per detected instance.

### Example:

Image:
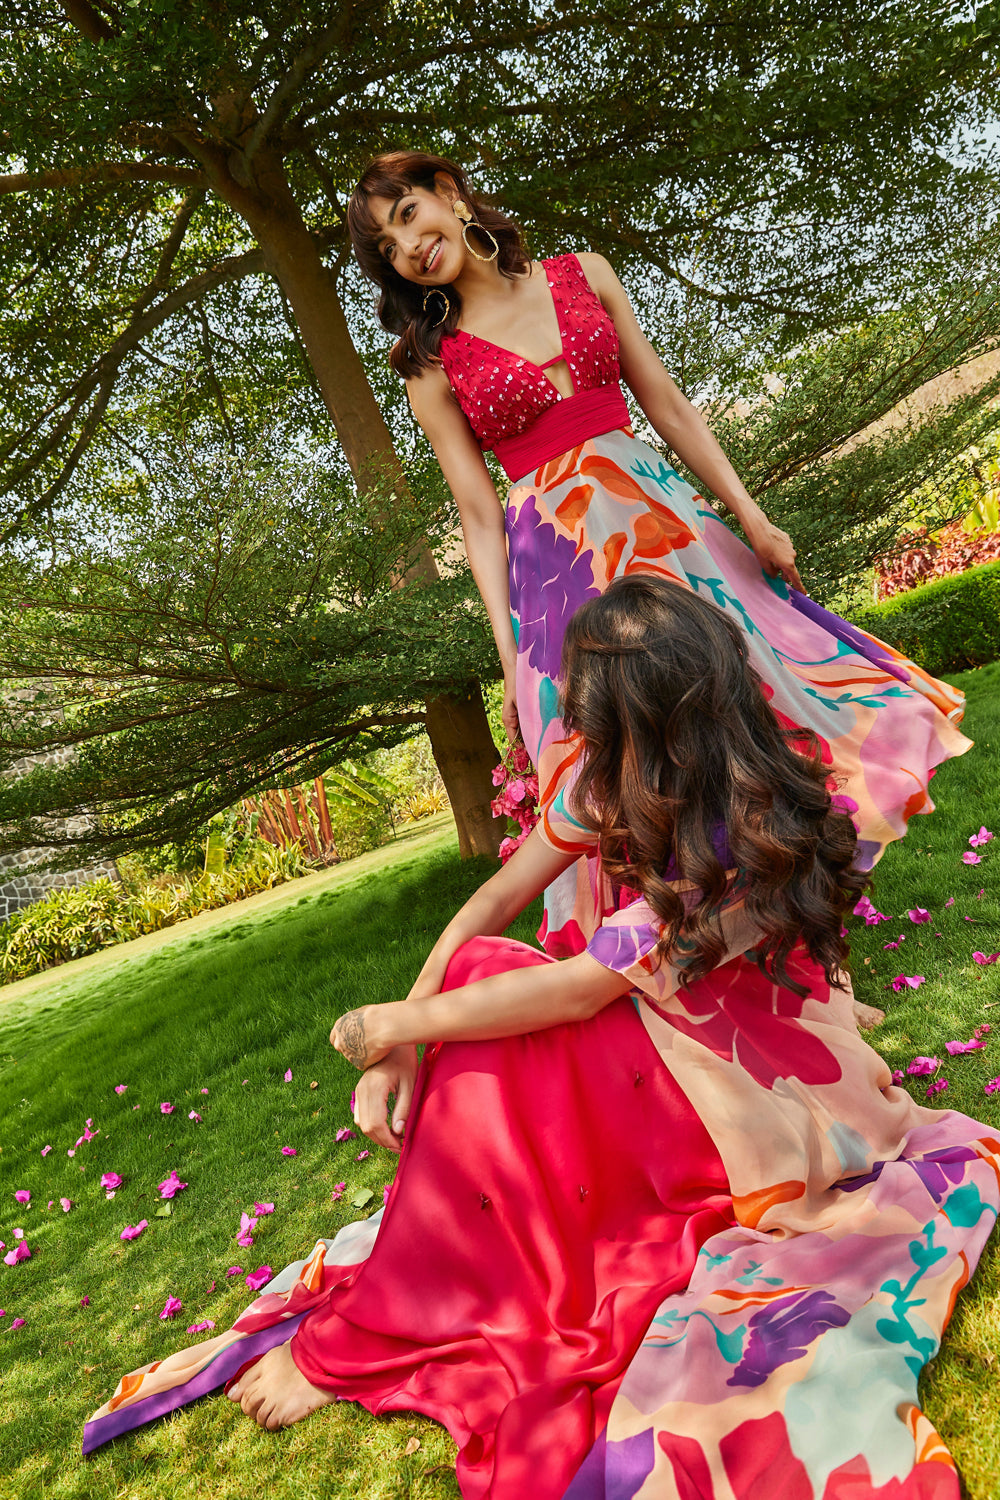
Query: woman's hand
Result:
<box><xmin>331</xmin><ymin>1005</ymin><xmax>394</xmax><ymax>1071</ymax></box>
<box><xmin>352</xmin><ymin>1044</ymin><xmax>419</xmax><ymax>1153</ymax></box>
<box><xmin>742</xmin><ymin>512</ymin><xmax>805</xmax><ymax>593</ymax></box>
<box><xmin>502</xmin><ymin>668</ymin><xmax>519</xmax><ymax>742</ymax></box>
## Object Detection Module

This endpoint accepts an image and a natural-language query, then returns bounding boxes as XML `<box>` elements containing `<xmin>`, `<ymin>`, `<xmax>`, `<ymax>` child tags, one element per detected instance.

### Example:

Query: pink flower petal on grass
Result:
<box><xmin>160</xmin><ymin>1102</ymin><xmax>175</xmax><ymax>1115</ymax></box>
<box><xmin>80</xmin><ymin>1296</ymin><xmax>90</xmax><ymax>1307</ymax></box>
<box><xmin>926</xmin><ymin>1078</ymin><xmax>949</xmax><ymax>1098</ymax></box>
<box><xmin>186</xmin><ymin>1320</ymin><xmax>216</xmax><ymax>1333</ymax></box>
<box><xmin>945</xmin><ymin>896</ymin><xmax>955</xmax><ymax>907</ymax></box>
<box><xmin>100</xmin><ymin>1173</ymin><xmax>122</xmax><ymax>1191</ymax></box>
<box><xmin>284</xmin><ymin>1069</ymin><xmax>293</xmax><ymax>1082</ymax></box>
<box><xmin>970</xmin><ymin>827</ymin><xmax>994</xmax><ymax>847</ymax></box>
<box><xmin>280</xmin><ymin>1147</ymin><xmax>297</xmax><ymax>1157</ymax></box>
<box><xmin>11</xmin><ymin>1318</ymin><xmax>25</xmax><ymax>1329</ymax></box>
<box><xmin>335</xmin><ymin>1127</ymin><xmax>355</xmax><ymax>1142</ymax></box>
<box><xmin>157</xmin><ymin>1170</ymin><xmax>188</xmax><ymax>1200</ymax></box>
<box><xmin>120</xmin><ymin>1221</ymin><xmax>148</xmax><ymax>1241</ymax></box>
<box><xmin>188</xmin><ymin>1111</ymin><xmax>202</xmax><ymax>1122</ymax></box>
<box><xmin>225</xmin><ymin>1266</ymin><xmax>243</xmax><ymax>1277</ymax></box>
<box><xmin>40</xmin><ymin>1145</ymin><xmax>51</xmax><ymax>1157</ymax></box>
<box><xmin>159</xmin><ymin>1296</ymin><xmax>183</xmax><ymax>1320</ymax></box>
<box><xmin>889</xmin><ymin>974</ymin><xmax>925</xmax><ymax>992</ymax></box>
<box><xmin>973</xmin><ymin>952</ymin><xmax>1000</xmax><ymax>965</ymax></box>
<box><xmin>4</xmin><ymin>1243</ymin><xmax>31</xmax><ymax>1265</ymax></box>
<box><xmin>114</xmin><ymin>1084</ymin><xmax>128</xmax><ymax>1094</ymax></box>
<box><xmin>14</xmin><ymin>1191</ymin><xmax>29</xmax><ymax>1205</ymax></box>
<box><xmin>907</xmin><ymin>1056</ymin><xmax>940</xmax><ymax>1076</ymax></box>
<box><xmin>60</xmin><ymin>1198</ymin><xmax>72</xmax><ymax>1213</ymax></box>
<box><xmin>962</xmin><ymin>852</ymin><xmax>982</xmax><ymax>865</ymax></box>
<box><xmin>252</xmin><ymin>1203</ymin><xmax>274</xmax><ymax>1216</ymax></box>
<box><xmin>245</xmin><ymin>1266</ymin><xmax>273</xmax><ymax>1293</ymax></box>
<box><xmin>985</xmin><ymin>1077</ymin><xmax>1000</xmax><ymax>1095</ymax></box>
<box><xmin>331</xmin><ymin>1183</ymin><xmax>346</xmax><ymax>1202</ymax></box>
<box><xmin>907</xmin><ymin>908</ymin><xmax>931</xmax><ymax>924</ymax></box>
<box><xmin>945</xmin><ymin>1039</ymin><xmax>985</xmax><ymax>1055</ymax></box>
<box><xmin>356</xmin><ymin>1150</ymin><xmax>370</xmax><ymax>1161</ymax></box>
<box><xmin>890</xmin><ymin>1070</ymin><xmax>905</xmax><ymax>1085</ymax></box>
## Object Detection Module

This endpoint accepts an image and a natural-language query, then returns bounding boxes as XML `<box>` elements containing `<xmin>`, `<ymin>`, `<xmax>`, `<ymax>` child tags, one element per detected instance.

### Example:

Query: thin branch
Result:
<box><xmin>61</xmin><ymin>0</ymin><xmax>117</xmax><ymax>43</ymax></box>
<box><xmin>0</xmin><ymin>163</ymin><xmax>208</xmax><ymax>195</ymax></box>
<box><xmin>243</xmin><ymin>16</ymin><xmax>355</xmax><ymax>164</ymax></box>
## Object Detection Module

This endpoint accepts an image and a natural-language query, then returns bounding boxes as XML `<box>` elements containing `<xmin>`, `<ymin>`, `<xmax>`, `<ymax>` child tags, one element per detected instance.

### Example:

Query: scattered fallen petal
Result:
<box><xmin>907</xmin><ymin>908</ymin><xmax>931</xmax><ymax>924</ymax></box>
<box><xmin>962</xmin><ymin>852</ymin><xmax>982</xmax><ymax>865</ymax></box>
<box><xmin>973</xmin><ymin>952</ymin><xmax>1000</xmax><ymax>965</ymax></box>
<box><xmin>200</xmin><ymin>1088</ymin><xmax>209</xmax><ymax>1094</ymax></box>
<box><xmin>188</xmin><ymin>1111</ymin><xmax>202</xmax><ymax>1122</ymax></box>
<box><xmin>114</xmin><ymin>1084</ymin><xmax>128</xmax><ymax>1094</ymax></box>
<box><xmin>986</xmin><ymin>1077</ymin><xmax>1000</xmax><ymax>1095</ymax></box>
<box><xmin>284</xmin><ymin>1069</ymin><xmax>293</xmax><ymax>1082</ymax></box>
<box><xmin>60</xmin><ymin>1198</ymin><xmax>72</xmax><ymax>1213</ymax></box>
<box><xmin>907</xmin><ymin>1056</ymin><xmax>940</xmax><ymax>1076</ymax></box>
<box><xmin>13</xmin><ymin>1229</ymin><xmax>25</xmax><ymax>1240</ymax></box>
<box><xmin>330</xmin><ymin>1182</ymin><xmax>346</xmax><ymax>1202</ymax></box>
<box><xmin>157</xmin><ymin>1170</ymin><xmax>188</xmax><ymax>1200</ymax></box>
<box><xmin>160</xmin><ymin>1102</ymin><xmax>175</xmax><ymax>1115</ymax></box>
<box><xmin>890</xmin><ymin>1070</ymin><xmax>905</xmax><ymax>1086</ymax></box>
<box><xmin>356</xmin><ymin>1150</ymin><xmax>371</xmax><ymax>1161</ymax></box>
<box><xmin>280</xmin><ymin>1147</ymin><xmax>297</xmax><ymax>1156</ymax></box>
<box><xmin>80</xmin><ymin>1296</ymin><xmax>90</xmax><ymax>1307</ymax></box>
<box><xmin>40</xmin><ymin>1145</ymin><xmax>52</xmax><ymax>1157</ymax></box>
<box><xmin>945</xmin><ymin>1039</ymin><xmax>985</xmax><ymax>1055</ymax></box>
<box><xmin>926</xmin><ymin>1078</ymin><xmax>949</xmax><ymax>1098</ymax></box>
<box><xmin>4</xmin><ymin>1243</ymin><xmax>31</xmax><ymax>1265</ymax></box>
<box><xmin>252</xmin><ymin>1203</ymin><xmax>274</xmax><ymax>1216</ymax></box>
<box><xmin>969</xmin><ymin>827</ymin><xmax>994</xmax><ymax>847</ymax></box>
<box><xmin>10</xmin><ymin>1318</ymin><xmax>25</xmax><ymax>1330</ymax></box>
<box><xmin>67</xmin><ymin>1149</ymin><xmax>75</xmax><ymax>1157</ymax></box>
<box><xmin>245</xmin><ymin>1266</ymin><xmax>273</xmax><ymax>1293</ymax></box>
<box><xmin>120</xmin><ymin>1221</ymin><xmax>149</xmax><ymax>1242</ymax></box>
<box><xmin>945</xmin><ymin>896</ymin><xmax>955</xmax><ymax>907</ymax></box>
<box><xmin>186</xmin><ymin>1320</ymin><xmax>216</xmax><ymax>1333</ymax></box>
<box><xmin>100</xmin><ymin>1173</ymin><xmax>123</xmax><ymax>1191</ymax></box>
<box><xmin>335</xmin><ymin>1127</ymin><xmax>356</xmax><ymax>1142</ymax></box>
<box><xmin>225</xmin><ymin>1266</ymin><xmax>243</xmax><ymax>1277</ymax></box>
<box><xmin>14</xmin><ymin>1191</ymin><xmax>29</xmax><ymax>1205</ymax></box>
<box><xmin>159</xmin><ymin>1296</ymin><xmax>183</xmax><ymax>1319</ymax></box>
<box><xmin>890</xmin><ymin>975</ymin><xmax>926</xmax><ymax>992</ymax></box>
<box><xmin>883</xmin><ymin>941</ymin><xmax>899</xmax><ymax>950</ymax></box>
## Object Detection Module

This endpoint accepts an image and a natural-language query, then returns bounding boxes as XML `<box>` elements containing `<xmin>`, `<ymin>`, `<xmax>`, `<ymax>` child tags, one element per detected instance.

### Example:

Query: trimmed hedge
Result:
<box><xmin>849</xmin><ymin>559</ymin><xmax>1000</xmax><ymax>677</ymax></box>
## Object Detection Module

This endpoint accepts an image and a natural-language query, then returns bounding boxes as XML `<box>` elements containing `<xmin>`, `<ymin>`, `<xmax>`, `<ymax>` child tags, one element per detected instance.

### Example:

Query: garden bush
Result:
<box><xmin>850</xmin><ymin>559</ymin><xmax>1000</xmax><ymax>676</ymax></box>
<box><xmin>0</xmin><ymin>840</ymin><xmax>305</xmax><ymax>986</ymax></box>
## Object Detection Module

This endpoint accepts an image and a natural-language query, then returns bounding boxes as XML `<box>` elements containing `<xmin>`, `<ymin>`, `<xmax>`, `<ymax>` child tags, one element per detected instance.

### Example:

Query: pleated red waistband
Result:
<box><xmin>491</xmin><ymin>384</ymin><xmax>631</xmax><ymax>481</ymax></box>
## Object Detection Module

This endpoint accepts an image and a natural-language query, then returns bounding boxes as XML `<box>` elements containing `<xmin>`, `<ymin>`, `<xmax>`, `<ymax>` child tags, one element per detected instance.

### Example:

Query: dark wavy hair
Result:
<box><xmin>347</xmin><ymin>150</ymin><xmax>530</xmax><ymax>379</ymax></box>
<box><xmin>560</xmin><ymin>576</ymin><xmax>868</xmax><ymax>996</ymax></box>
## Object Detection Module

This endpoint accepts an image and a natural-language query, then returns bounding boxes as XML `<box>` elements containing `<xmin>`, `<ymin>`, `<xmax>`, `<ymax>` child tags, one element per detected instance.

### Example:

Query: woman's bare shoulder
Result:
<box><xmin>574</xmin><ymin>251</ymin><xmax>619</xmax><ymax>293</ymax></box>
<box><xmin>405</xmin><ymin>361</ymin><xmax>455</xmax><ymax>414</ymax></box>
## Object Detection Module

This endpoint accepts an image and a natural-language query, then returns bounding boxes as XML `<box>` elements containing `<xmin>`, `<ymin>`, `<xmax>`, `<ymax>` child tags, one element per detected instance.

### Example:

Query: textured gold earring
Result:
<box><xmin>453</xmin><ymin>200</ymin><xmax>500</xmax><ymax>262</ymax></box>
<box><xmin>422</xmin><ymin>287</ymin><xmax>451</xmax><ymax>326</ymax></box>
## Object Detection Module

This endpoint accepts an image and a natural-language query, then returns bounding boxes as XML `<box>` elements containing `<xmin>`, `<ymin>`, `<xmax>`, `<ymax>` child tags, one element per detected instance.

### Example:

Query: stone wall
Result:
<box><xmin>0</xmin><ymin>714</ymin><xmax>121</xmax><ymax>922</ymax></box>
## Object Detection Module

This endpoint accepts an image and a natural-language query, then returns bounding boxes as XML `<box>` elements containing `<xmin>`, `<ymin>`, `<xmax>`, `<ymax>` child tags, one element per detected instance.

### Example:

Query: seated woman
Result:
<box><xmin>86</xmin><ymin>578</ymin><xmax>999</xmax><ymax>1500</ymax></box>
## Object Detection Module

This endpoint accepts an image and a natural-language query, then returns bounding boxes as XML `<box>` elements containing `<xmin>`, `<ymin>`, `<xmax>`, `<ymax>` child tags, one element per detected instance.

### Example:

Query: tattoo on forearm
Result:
<box><xmin>338</xmin><ymin>1009</ymin><xmax>369</xmax><ymax>1069</ymax></box>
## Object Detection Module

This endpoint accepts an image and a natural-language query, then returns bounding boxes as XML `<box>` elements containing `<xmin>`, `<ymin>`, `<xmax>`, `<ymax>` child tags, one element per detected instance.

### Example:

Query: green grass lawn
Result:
<box><xmin>1</xmin><ymin>667</ymin><xmax>999</xmax><ymax>1499</ymax></box>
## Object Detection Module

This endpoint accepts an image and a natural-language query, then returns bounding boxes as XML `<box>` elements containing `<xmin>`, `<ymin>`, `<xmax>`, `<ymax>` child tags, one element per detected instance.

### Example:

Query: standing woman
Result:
<box><xmin>346</xmin><ymin>151</ymin><xmax>968</xmax><ymax>958</ymax></box>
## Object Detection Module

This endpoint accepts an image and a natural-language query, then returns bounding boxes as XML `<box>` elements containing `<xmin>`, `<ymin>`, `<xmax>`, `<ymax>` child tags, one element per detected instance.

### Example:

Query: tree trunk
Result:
<box><xmin>425</xmin><ymin>684</ymin><xmax>503</xmax><ymax>860</ymax></box>
<box><xmin>208</xmin><ymin>144</ymin><xmax>501</xmax><ymax>857</ymax></box>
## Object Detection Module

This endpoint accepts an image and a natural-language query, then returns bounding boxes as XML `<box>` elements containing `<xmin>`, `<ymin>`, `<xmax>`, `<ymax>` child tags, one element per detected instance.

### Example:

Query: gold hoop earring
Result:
<box><xmin>422</xmin><ymin>287</ymin><xmax>450</xmax><ymax>326</ymax></box>
<box><xmin>453</xmin><ymin>200</ymin><xmax>500</xmax><ymax>263</ymax></box>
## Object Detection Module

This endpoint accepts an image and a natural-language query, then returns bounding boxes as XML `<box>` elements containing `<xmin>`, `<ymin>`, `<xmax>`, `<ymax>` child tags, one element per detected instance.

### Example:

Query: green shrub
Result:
<box><xmin>849</xmin><ymin>559</ymin><xmax>1000</xmax><ymax>676</ymax></box>
<box><xmin>0</xmin><ymin>841</ymin><xmax>305</xmax><ymax>986</ymax></box>
<box><xmin>327</xmin><ymin>801</ymin><xmax>391</xmax><ymax>861</ymax></box>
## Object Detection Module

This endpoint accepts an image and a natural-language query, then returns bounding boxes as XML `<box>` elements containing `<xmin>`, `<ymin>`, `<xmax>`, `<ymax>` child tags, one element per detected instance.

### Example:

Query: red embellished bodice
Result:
<box><xmin>438</xmin><ymin>253</ymin><xmax>622</xmax><ymax>451</ymax></box>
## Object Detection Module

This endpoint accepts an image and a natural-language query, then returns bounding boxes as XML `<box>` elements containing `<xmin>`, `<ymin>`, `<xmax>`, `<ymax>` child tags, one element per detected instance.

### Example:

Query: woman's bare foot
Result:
<box><xmin>227</xmin><ymin>1340</ymin><xmax>336</xmax><ymax>1430</ymax></box>
<box><xmin>853</xmin><ymin>1000</ymin><xmax>885</xmax><ymax>1031</ymax></box>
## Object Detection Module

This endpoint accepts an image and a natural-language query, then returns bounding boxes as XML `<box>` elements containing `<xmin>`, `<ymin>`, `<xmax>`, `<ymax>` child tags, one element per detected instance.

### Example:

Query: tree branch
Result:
<box><xmin>61</xmin><ymin>0</ymin><xmax>117</xmax><ymax>43</ymax></box>
<box><xmin>0</xmin><ymin>163</ymin><xmax>207</xmax><ymax>195</ymax></box>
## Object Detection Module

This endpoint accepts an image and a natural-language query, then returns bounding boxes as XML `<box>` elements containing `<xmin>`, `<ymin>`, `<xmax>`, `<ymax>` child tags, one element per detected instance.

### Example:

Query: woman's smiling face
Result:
<box><xmin>371</xmin><ymin>177</ymin><xmax>466</xmax><ymax>285</ymax></box>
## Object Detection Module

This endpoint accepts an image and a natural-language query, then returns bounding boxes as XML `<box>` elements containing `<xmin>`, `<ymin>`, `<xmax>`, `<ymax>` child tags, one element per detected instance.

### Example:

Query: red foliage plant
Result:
<box><xmin>874</xmin><ymin>520</ymin><xmax>1000</xmax><ymax>601</ymax></box>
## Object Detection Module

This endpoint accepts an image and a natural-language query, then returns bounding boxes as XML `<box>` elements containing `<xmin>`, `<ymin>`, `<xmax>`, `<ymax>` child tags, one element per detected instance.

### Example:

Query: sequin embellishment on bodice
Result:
<box><xmin>438</xmin><ymin>254</ymin><xmax>621</xmax><ymax>450</ymax></box>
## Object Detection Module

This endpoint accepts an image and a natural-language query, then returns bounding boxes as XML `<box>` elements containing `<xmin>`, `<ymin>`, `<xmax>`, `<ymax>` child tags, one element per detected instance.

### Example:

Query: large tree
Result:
<box><xmin>1</xmin><ymin>0</ymin><xmax>999</xmax><ymax>855</ymax></box>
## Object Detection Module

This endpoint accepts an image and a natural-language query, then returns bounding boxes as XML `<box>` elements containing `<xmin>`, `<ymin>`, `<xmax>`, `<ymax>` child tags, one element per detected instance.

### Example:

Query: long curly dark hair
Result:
<box><xmin>560</xmin><ymin>576</ymin><xmax>868</xmax><ymax>996</ymax></box>
<box><xmin>347</xmin><ymin>150</ymin><xmax>530</xmax><ymax>379</ymax></box>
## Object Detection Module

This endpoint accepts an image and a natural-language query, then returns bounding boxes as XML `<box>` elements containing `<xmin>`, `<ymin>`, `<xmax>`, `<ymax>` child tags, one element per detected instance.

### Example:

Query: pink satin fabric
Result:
<box><xmin>289</xmin><ymin>936</ymin><xmax>732</xmax><ymax>1500</ymax></box>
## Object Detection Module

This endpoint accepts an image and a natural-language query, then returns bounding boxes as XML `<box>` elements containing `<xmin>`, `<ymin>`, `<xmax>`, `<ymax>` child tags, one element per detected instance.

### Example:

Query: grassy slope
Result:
<box><xmin>0</xmin><ymin>667</ymin><xmax>998</xmax><ymax>1498</ymax></box>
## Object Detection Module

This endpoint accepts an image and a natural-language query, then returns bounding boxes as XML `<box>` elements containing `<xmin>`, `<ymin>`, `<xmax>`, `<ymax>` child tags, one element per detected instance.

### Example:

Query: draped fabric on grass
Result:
<box><xmin>86</xmin><ymin>936</ymin><xmax>999</xmax><ymax>1500</ymax></box>
<box><xmin>505</xmin><ymin>426</ymin><xmax>970</xmax><ymax>957</ymax></box>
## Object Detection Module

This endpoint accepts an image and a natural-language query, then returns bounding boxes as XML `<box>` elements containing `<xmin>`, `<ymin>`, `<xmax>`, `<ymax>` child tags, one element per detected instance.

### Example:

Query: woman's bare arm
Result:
<box><xmin>577</xmin><ymin>252</ymin><xmax>803</xmax><ymax>591</ymax></box>
<box><xmin>408</xmin><ymin>366</ymin><xmax>521</xmax><ymax>738</ymax></box>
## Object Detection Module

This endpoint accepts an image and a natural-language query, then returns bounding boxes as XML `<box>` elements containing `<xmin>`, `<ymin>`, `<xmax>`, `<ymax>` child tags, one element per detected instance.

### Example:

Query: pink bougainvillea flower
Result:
<box><xmin>335</xmin><ymin>1127</ymin><xmax>355</xmax><ymax>1142</ymax></box>
<box><xmin>252</xmin><ymin>1203</ymin><xmax>274</xmax><ymax>1216</ymax></box>
<box><xmin>80</xmin><ymin>1296</ymin><xmax>90</xmax><ymax>1307</ymax></box>
<box><xmin>926</xmin><ymin>1078</ymin><xmax>949</xmax><ymax>1098</ymax></box>
<box><xmin>114</xmin><ymin>1084</ymin><xmax>128</xmax><ymax>1094</ymax></box>
<box><xmin>67</xmin><ymin>1149</ymin><xmax>75</xmax><ymax>1157</ymax></box>
<box><xmin>970</xmin><ymin>826</ymin><xmax>994</xmax><ymax>847</ymax></box>
<box><xmin>3</xmin><ymin>1243</ymin><xmax>30</xmax><ymax>1265</ymax></box>
<box><xmin>100</xmin><ymin>1172</ymin><xmax>123</xmax><ymax>1192</ymax></box>
<box><xmin>60</xmin><ymin>1198</ymin><xmax>72</xmax><ymax>1213</ymax></box>
<box><xmin>245</xmin><ymin>1266</ymin><xmax>272</xmax><ymax>1293</ymax></box>
<box><xmin>200</xmin><ymin>1088</ymin><xmax>209</xmax><ymax>1094</ymax></box>
<box><xmin>883</xmin><ymin>941</ymin><xmax>900</xmax><ymax>950</ymax></box>
<box><xmin>890</xmin><ymin>1070</ymin><xmax>905</xmax><ymax>1085</ymax></box>
<box><xmin>40</xmin><ymin>1145</ymin><xmax>51</xmax><ymax>1157</ymax></box>
<box><xmin>132</xmin><ymin>1104</ymin><xmax>140</xmax><ymax>1111</ymax></box>
<box><xmin>11</xmin><ymin>1318</ymin><xmax>25</xmax><ymax>1329</ymax></box>
<box><xmin>907</xmin><ymin>1056</ymin><xmax>940</xmax><ymax>1076</ymax></box>
<box><xmin>866</xmin><ymin>910</ymin><xmax>890</xmax><ymax>926</ymax></box>
<box><xmin>962</xmin><ymin>852</ymin><xmax>982</xmax><ymax>865</ymax></box>
<box><xmin>490</xmin><ymin>763</ymin><xmax>505</xmax><ymax>787</ymax></box>
<box><xmin>976</xmin><ymin>1024</ymin><xmax>992</xmax><ymax>1037</ymax></box>
<box><xmin>330</xmin><ymin>1182</ymin><xmax>346</xmax><ymax>1202</ymax></box>
<box><xmin>280</xmin><ymin>1146</ymin><xmax>297</xmax><ymax>1156</ymax></box>
<box><xmin>13</xmin><ymin>1229</ymin><xmax>25</xmax><ymax>1241</ymax></box>
<box><xmin>907</xmin><ymin>908</ymin><xmax>931</xmax><ymax>924</ymax></box>
<box><xmin>854</xmin><ymin>895</ymin><xmax>874</xmax><ymax>917</ymax></box>
<box><xmin>14</xmin><ymin>1191</ymin><xmax>29</xmax><ymax>1205</ymax></box>
<box><xmin>120</xmin><ymin>1221</ymin><xmax>148</xmax><ymax>1241</ymax></box>
<box><xmin>890</xmin><ymin>974</ymin><xmax>926</xmax><ymax>991</ymax></box>
<box><xmin>0</xmin><ymin>1243</ymin><xmax>5</xmax><ymax>1252</ymax></box>
<box><xmin>973</xmin><ymin>952</ymin><xmax>1000</xmax><ymax>965</ymax></box>
<box><xmin>236</xmin><ymin>1212</ymin><xmax>257</xmax><ymax>1248</ymax></box>
<box><xmin>160</xmin><ymin>1102</ymin><xmax>175</xmax><ymax>1115</ymax></box>
<box><xmin>157</xmin><ymin>1170</ymin><xmax>188</xmax><ymax>1200</ymax></box>
<box><xmin>945</xmin><ymin>1038</ymin><xmax>985</xmax><ymax>1055</ymax></box>
<box><xmin>188</xmin><ymin>1111</ymin><xmax>202</xmax><ymax>1123</ymax></box>
<box><xmin>356</xmin><ymin>1150</ymin><xmax>371</xmax><ymax>1161</ymax></box>
<box><xmin>985</xmin><ymin>1077</ymin><xmax>1000</xmax><ymax>1095</ymax></box>
<box><xmin>225</xmin><ymin>1266</ymin><xmax>243</xmax><ymax>1277</ymax></box>
<box><xmin>283</xmin><ymin>1069</ymin><xmax>292</xmax><ymax>1082</ymax></box>
<box><xmin>945</xmin><ymin>896</ymin><xmax>955</xmax><ymax>907</ymax></box>
<box><xmin>47</xmin><ymin>1202</ymin><xmax>52</xmax><ymax>1210</ymax></box>
<box><xmin>159</xmin><ymin>1296</ymin><xmax>183</xmax><ymax>1320</ymax></box>
<box><xmin>186</xmin><ymin>1319</ymin><xmax>216</xmax><ymax>1334</ymax></box>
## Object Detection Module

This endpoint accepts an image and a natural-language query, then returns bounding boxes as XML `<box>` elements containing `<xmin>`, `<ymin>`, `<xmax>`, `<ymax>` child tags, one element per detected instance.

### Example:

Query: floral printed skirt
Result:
<box><xmin>504</xmin><ymin>428</ymin><xmax>970</xmax><ymax>955</ymax></box>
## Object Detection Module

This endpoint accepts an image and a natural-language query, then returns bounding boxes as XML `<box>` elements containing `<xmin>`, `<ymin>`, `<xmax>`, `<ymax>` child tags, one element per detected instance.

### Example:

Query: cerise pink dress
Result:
<box><xmin>85</xmin><ymin>255</ymin><xmax>996</xmax><ymax>1500</ymax></box>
